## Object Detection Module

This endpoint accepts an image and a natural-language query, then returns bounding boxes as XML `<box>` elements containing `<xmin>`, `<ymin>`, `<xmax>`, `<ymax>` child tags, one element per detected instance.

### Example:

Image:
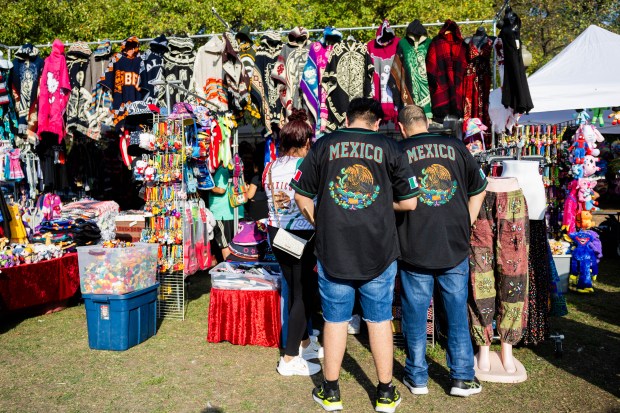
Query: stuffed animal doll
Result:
<box><xmin>562</xmin><ymin>179</ymin><xmax>581</xmax><ymax>235</ymax></box>
<box><xmin>578</xmin><ymin>179</ymin><xmax>600</xmax><ymax>211</ymax></box>
<box><xmin>568</xmin><ymin>230</ymin><xmax>599</xmax><ymax>293</ymax></box>
<box><xmin>608</xmin><ymin>107</ymin><xmax>620</xmax><ymax>125</ymax></box>
<box><xmin>571</xmin><ymin>164</ymin><xmax>584</xmax><ymax>179</ymax></box>
<box><xmin>577</xmin><ymin>124</ymin><xmax>605</xmax><ymax>157</ymax></box>
<box><xmin>591</xmin><ymin>108</ymin><xmax>606</xmax><ymax>127</ymax></box>
<box><xmin>576</xmin><ymin>210</ymin><xmax>595</xmax><ymax>230</ymax></box>
<box><xmin>569</xmin><ymin>135</ymin><xmax>591</xmax><ymax>164</ymax></box>
<box><xmin>582</xmin><ymin>155</ymin><xmax>601</xmax><ymax>177</ymax></box>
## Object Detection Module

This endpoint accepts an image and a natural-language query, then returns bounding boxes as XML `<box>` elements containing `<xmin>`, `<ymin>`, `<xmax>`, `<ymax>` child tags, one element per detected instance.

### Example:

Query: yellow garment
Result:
<box><xmin>8</xmin><ymin>204</ymin><xmax>27</xmax><ymax>244</ymax></box>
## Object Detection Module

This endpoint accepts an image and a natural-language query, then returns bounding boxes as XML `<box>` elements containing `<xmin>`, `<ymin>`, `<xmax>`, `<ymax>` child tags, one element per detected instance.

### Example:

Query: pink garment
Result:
<box><xmin>9</xmin><ymin>149</ymin><xmax>24</xmax><ymax>180</ymax></box>
<box><xmin>367</xmin><ymin>20</ymin><xmax>400</xmax><ymax>124</ymax></box>
<box><xmin>37</xmin><ymin>39</ymin><xmax>71</xmax><ymax>143</ymax></box>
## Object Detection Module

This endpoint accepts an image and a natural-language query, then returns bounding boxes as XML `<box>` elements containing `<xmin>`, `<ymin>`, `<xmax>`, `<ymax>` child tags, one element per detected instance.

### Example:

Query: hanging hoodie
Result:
<box><xmin>389</xmin><ymin>20</ymin><xmax>432</xmax><ymax>119</ymax></box>
<box><xmin>322</xmin><ymin>39</ymin><xmax>374</xmax><ymax>132</ymax></box>
<box><xmin>223</xmin><ymin>33</ymin><xmax>250</xmax><ymax>115</ymax></box>
<box><xmin>140</xmin><ymin>34</ymin><xmax>168</xmax><ymax>106</ymax></box>
<box><xmin>301</xmin><ymin>27</ymin><xmax>342</xmax><ymax>135</ymax></box>
<box><xmin>426</xmin><ymin>20</ymin><xmax>467</xmax><ymax>121</ymax></box>
<box><xmin>367</xmin><ymin>20</ymin><xmax>400</xmax><ymax>124</ymax></box>
<box><xmin>66</xmin><ymin>42</ymin><xmax>92</xmax><ymax>139</ymax></box>
<box><xmin>252</xmin><ymin>31</ymin><xmax>283</xmax><ymax>132</ymax></box>
<box><xmin>164</xmin><ymin>37</ymin><xmax>196</xmax><ymax>106</ymax></box>
<box><xmin>85</xmin><ymin>41</ymin><xmax>112</xmax><ymax>94</ymax></box>
<box><xmin>99</xmin><ymin>36</ymin><xmax>142</xmax><ymax>128</ymax></box>
<box><xmin>463</xmin><ymin>34</ymin><xmax>493</xmax><ymax>130</ymax></box>
<box><xmin>10</xmin><ymin>44</ymin><xmax>44</xmax><ymax>134</ymax></box>
<box><xmin>193</xmin><ymin>35</ymin><xmax>228</xmax><ymax>113</ymax></box>
<box><xmin>271</xmin><ymin>27</ymin><xmax>311</xmax><ymax>123</ymax></box>
<box><xmin>37</xmin><ymin>39</ymin><xmax>71</xmax><ymax>142</ymax></box>
<box><xmin>235</xmin><ymin>27</ymin><xmax>260</xmax><ymax>119</ymax></box>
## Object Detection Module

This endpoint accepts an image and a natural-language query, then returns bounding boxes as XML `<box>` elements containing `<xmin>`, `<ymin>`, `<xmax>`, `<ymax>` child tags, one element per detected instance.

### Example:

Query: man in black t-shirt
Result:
<box><xmin>396</xmin><ymin>105</ymin><xmax>487</xmax><ymax>398</ymax></box>
<box><xmin>292</xmin><ymin>98</ymin><xmax>419</xmax><ymax>413</ymax></box>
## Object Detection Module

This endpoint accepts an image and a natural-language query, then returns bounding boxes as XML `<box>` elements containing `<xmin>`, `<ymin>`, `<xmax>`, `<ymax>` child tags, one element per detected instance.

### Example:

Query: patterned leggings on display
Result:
<box><xmin>468</xmin><ymin>189</ymin><xmax>530</xmax><ymax>346</ymax></box>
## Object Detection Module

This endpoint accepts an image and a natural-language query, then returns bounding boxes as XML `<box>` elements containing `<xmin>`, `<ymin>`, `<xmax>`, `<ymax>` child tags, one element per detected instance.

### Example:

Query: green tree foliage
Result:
<box><xmin>0</xmin><ymin>0</ymin><xmax>618</xmax><ymax>72</ymax></box>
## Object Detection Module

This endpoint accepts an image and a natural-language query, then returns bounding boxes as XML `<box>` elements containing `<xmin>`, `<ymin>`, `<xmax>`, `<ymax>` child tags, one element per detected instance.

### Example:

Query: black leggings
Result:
<box><xmin>268</xmin><ymin>226</ymin><xmax>317</xmax><ymax>357</ymax></box>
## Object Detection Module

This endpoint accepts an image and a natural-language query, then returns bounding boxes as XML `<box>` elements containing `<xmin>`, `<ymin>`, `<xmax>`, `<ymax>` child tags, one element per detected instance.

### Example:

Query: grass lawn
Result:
<box><xmin>1</xmin><ymin>258</ymin><xmax>619</xmax><ymax>413</ymax></box>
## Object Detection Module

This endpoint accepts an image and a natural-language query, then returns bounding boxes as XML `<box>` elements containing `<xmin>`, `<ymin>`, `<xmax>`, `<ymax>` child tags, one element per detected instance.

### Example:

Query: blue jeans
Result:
<box><xmin>400</xmin><ymin>258</ymin><xmax>474</xmax><ymax>384</ymax></box>
<box><xmin>317</xmin><ymin>261</ymin><xmax>397</xmax><ymax>323</ymax></box>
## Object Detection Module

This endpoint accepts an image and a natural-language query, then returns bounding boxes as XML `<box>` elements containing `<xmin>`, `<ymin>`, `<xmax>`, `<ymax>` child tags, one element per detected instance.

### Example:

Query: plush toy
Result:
<box><xmin>591</xmin><ymin>108</ymin><xmax>606</xmax><ymax>127</ymax></box>
<box><xmin>562</xmin><ymin>180</ymin><xmax>581</xmax><ymax>235</ymax></box>
<box><xmin>576</xmin><ymin>124</ymin><xmax>605</xmax><ymax>157</ymax></box>
<box><xmin>571</xmin><ymin>164</ymin><xmax>584</xmax><ymax>179</ymax></box>
<box><xmin>582</xmin><ymin>155</ymin><xmax>601</xmax><ymax>177</ymax></box>
<box><xmin>144</xmin><ymin>166</ymin><xmax>156</xmax><ymax>182</ymax></box>
<box><xmin>577</xmin><ymin>178</ymin><xmax>600</xmax><ymax>211</ymax></box>
<box><xmin>133</xmin><ymin>160</ymin><xmax>147</xmax><ymax>181</ymax></box>
<box><xmin>568</xmin><ymin>230</ymin><xmax>599</xmax><ymax>293</ymax></box>
<box><xmin>576</xmin><ymin>210</ymin><xmax>595</xmax><ymax>230</ymax></box>
<box><xmin>608</xmin><ymin>107</ymin><xmax>620</xmax><ymax>125</ymax></box>
<box><xmin>569</xmin><ymin>135</ymin><xmax>591</xmax><ymax>164</ymax></box>
<box><xmin>575</xmin><ymin>110</ymin><xmax>590</xmax><ymax>125</ymax></box>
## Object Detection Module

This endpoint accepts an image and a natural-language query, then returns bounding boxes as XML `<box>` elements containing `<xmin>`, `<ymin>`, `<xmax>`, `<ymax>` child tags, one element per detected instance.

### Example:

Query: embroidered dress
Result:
<box><xmin>463</xmin><ymin>39</ymin><xmax>493</xmax><ymax>130</ymax></box>
<box><xmin>8</xmin><ymin>148</ymin><xmax>24</xmax><ymax>180</ymax></box>
<box><xmin>301</xmin><ymin>40</ymin><xmax>335</xmax><ymax>134</ymax></box>
<box><xmin>10</xmin><ymin>44</ymin><xmax>44</xmax><ymax>134</ymax></box>
<box><xmin>252</xmin><ymin>31</ymin><xmax>283</xmax><ymax>132</ymax></box>
<box><xmin>163</xmin><ymin>37</ymin><xmax>196</xmax><ymax>106</ymax></box>
<box><xmin>367</xmin><ymin>20</ymin><xmax>400</xmax><ymax>124</ymax></box>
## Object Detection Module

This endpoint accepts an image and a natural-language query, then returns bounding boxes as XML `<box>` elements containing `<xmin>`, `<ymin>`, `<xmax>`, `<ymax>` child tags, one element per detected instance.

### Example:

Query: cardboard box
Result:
<box><xmin>115</xmin><ymin>215</ymin><xmax>146</xmax><ymax>242</ymax></box>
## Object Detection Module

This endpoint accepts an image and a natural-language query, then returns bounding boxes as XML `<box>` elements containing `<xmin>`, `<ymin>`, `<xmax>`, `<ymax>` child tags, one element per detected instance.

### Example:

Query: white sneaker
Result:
<box><xmin>348</xmin><ymin>314</ymin><xmax>361</xmax><ymax>335</ymax></box>
<box><xmin>300</xmin><ymin>339</ymin><xmax>324</xmax><ymax>360</ymax></box>
<box><xmin>277</xmin><ymin>356</ymin><xmax>321</xmax><ymax>376</ymax></box>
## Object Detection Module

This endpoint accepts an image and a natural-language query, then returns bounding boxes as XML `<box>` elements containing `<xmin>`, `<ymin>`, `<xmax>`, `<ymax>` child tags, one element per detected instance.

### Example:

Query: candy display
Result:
<box><xmin>77</xmin><ymin>242</ymin><xmax>158</xmax><ymax>295</ymax></box>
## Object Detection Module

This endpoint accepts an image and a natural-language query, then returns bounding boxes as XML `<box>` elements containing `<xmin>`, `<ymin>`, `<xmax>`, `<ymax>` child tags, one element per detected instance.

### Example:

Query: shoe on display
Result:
<box><xmin>276</xmin><ymin>356</ymin><xmax>321</xmax><ymax>376</ymax></box>
<box><xmin>348</xmin><ymin>314</ymin><xmax>361</xmax><ymax>335</ymax></box>
<box><xmin>300</xmin><ymin>339</ymin><xmax>324</xmax><ymax>360</ymax></box>
<box><xmin>312</xmin><ymin>383</ymin><xmax>343</xmax><ymax>412</ymax></box>
<box><xmin>449</xmin><ymin>377</ymin><xmax>482</xmax><ymax>397</ymax></box>
<box><xmin>375</xmin><ymin>384</ymin><xmax>402</xmax><ymax>413</ymax></box>
<box><xmin>402</xmin><ymin>376</ymin><xmax>428</xmax><ymax>395</ymax></box>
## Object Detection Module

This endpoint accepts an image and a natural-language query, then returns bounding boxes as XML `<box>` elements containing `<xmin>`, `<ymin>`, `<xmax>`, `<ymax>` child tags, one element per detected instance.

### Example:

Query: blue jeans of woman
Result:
<box><xmin>400</xmin><ymin>258</ymin><xmax>474</xmax><ymax>385</ymax></box>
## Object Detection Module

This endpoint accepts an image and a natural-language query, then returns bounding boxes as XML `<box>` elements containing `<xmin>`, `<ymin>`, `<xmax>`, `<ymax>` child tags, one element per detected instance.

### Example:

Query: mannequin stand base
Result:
<box><xmin>474</xmin><ymin>351</ymin><xmax>528</xmax><ymax>383</ymax></box>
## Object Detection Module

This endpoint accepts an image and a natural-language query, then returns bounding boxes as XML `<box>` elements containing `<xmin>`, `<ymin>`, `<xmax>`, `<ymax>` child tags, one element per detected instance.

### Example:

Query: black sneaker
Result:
<box><xmin>450</xmin><ymin>377</ymin><xmax>482</xmax><ymax>397</ymax></box>
<box><xmin>375</xmin><ymin>384</ymin><xmax>402</xmax><ymax>413</ymax></box>
<box><xmin>312</xmin><ymin>383</ymin><xmax>343</xmax><ymax>412</ymax></box>
<box><xmin>402</xmin><ymin>376</ymin><xmax>429</xmax><ymax>395</ymax></box>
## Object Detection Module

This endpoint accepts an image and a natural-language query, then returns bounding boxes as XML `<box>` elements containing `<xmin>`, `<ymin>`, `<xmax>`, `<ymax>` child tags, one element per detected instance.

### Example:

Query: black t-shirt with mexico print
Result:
<box><xmin>291</xmin><ymin>128</ymin><xmax>420</xmax><ymax>281</ymax></box>
<box><xmin>397</xmin><ymin>133</ymin><xmax>487</xmax><ymax>269</ymax></box>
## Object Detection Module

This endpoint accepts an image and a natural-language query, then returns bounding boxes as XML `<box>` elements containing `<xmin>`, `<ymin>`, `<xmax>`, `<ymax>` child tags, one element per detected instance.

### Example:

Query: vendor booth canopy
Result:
<box><xmin>519</xmin><ymin>109</ymin><xmax>620</xmax><ymax>134</ymax></box>
<box><xmin>490</xmin><ymin>25</ymin><xmax>620</xmax><ymax>115</ymax></box>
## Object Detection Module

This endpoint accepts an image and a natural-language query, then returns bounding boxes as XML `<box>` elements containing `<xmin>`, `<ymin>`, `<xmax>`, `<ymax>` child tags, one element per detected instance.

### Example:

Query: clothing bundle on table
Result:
<box><xmin>61</xmin><ymin>199</ymin><xmax>119</xmax><ymax>241</ymax></box>
<box><xmin>209</xmin><ymin>262</ymin><xmax>281</xmax><ymax>290</ymax></box>
<box><xmin>35</xmin><ymin>218</ymin><xmax>102</xmax><ymax>247</ymax></box>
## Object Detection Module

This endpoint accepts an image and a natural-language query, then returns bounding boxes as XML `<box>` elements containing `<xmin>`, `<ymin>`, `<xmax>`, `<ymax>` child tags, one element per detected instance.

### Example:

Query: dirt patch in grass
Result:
<box><xmin>1</xmin><ymin>259</ymin><xmax>619</xmax><ymax>412</ymax></box>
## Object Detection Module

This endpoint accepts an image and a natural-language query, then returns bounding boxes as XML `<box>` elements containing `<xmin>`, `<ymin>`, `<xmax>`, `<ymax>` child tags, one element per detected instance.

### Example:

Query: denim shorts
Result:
<box><xmin>317</xmin><ymin>261</ymin><xmax>397</xmax><ymax>323</ymax></box>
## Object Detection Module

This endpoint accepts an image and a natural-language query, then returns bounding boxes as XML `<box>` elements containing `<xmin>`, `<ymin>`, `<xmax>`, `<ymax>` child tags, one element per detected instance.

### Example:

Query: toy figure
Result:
<box><xmin>562</xmin><ymin>180</ymin><xmax>581</xmax><ymax>235</ymax></box>
<box><xmin>576</xmin><ymin>124</ymin><xmax>604</xmax><ymax>157</ymax></box>
<box><xmin>591</xmin><ymin>108</ymin><xmax>606</xmax><ymax>127</ymax></box>
<box><xmin>568</xmin><ymin>230</ymin><xmax>599</xmax><ymax>293</ymax></box>
<box><xmin>571</xmin><ymin>164</ymin><xmax>584</xmax><ymax>179</ymax></box>
<box><xmin>576</xmin><ymin>210</ymin><xmax>595</xmax><ymax>230</ymax></box>
<box><xmin>569</xmin><ymin>134</ymin><xmax>591</xmax><ymax>164</ymax></box>
<box><xmin>577</xmin><ymin>178</ymin><xmax>600</xmax><ymax>211</ymax></box>
<box><xmin>582</xmin><ymin>155</ymin><xmax>601</xmax><ymax>177</ymax></box>
<box><xmin>608</xmin><ymin>107</ymin><xmax>620</xmax><ymax>125</ymax></box>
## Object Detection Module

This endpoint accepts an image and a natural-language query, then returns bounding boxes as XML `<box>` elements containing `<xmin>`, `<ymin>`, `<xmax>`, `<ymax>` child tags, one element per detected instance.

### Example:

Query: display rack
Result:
<box><xmin>141</xmin><ymin>115</ymin><xmax>191</xmax><ymax>320</ymax></box>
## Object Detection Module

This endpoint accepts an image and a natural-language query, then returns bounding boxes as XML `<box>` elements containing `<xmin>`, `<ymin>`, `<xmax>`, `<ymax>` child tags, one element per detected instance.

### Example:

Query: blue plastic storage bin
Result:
<box><xmin>83</xmin><ymin>283</ymin><xmax>159</xmax><ymax>351</ymax></box>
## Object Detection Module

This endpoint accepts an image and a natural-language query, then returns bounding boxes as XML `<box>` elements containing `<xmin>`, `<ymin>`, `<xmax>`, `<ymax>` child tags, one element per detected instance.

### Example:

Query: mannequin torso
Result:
<box><xmin>485</xmin><ymin>176</ymin><xmax>520</xmax><ymax>193</ymax></box>
<box><xmin>501</xmin><ymin>160</ymin><xmax>546</xmax><ymax>220</ymax></box>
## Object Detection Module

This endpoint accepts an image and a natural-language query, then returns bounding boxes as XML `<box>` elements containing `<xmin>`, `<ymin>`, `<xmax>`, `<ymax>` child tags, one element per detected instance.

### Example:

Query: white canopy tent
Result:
<box><xmin>490</xmin><ymin>25</ymin><xmax>620</xmax><ymax>126</ymax></box>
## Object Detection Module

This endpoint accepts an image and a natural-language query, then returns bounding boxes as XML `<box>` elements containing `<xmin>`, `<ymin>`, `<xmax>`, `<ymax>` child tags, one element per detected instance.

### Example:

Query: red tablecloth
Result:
<box><xmin>207</xmin><ymin>288</ymin><xmax>281</xmax><ymax>348</ymax></box>
<box><xmin>0</xmin><ymin>253</ymin><xmax>79</xmax><ymax>311</ymax></box>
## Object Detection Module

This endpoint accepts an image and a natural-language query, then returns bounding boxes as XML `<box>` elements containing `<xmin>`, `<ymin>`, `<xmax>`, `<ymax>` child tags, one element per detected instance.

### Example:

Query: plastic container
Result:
<box><xmin>209</xmin><ymin>262</ymin><xmax>281</xmax><ymax>290</ymax></box>
<box><xmin>77</xmin><ymin>243</ymin><xmax>158</xmax><ymax>294</ymax></box>
<box><xmin>83</xmin><ymin>283</ymin><xmax>159</xmax><ymax>351</ymax></box>
<box><xmin>553</xmin><ymin>254</ymin><xmax>572</xmax><ymax>294</ymax></box>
